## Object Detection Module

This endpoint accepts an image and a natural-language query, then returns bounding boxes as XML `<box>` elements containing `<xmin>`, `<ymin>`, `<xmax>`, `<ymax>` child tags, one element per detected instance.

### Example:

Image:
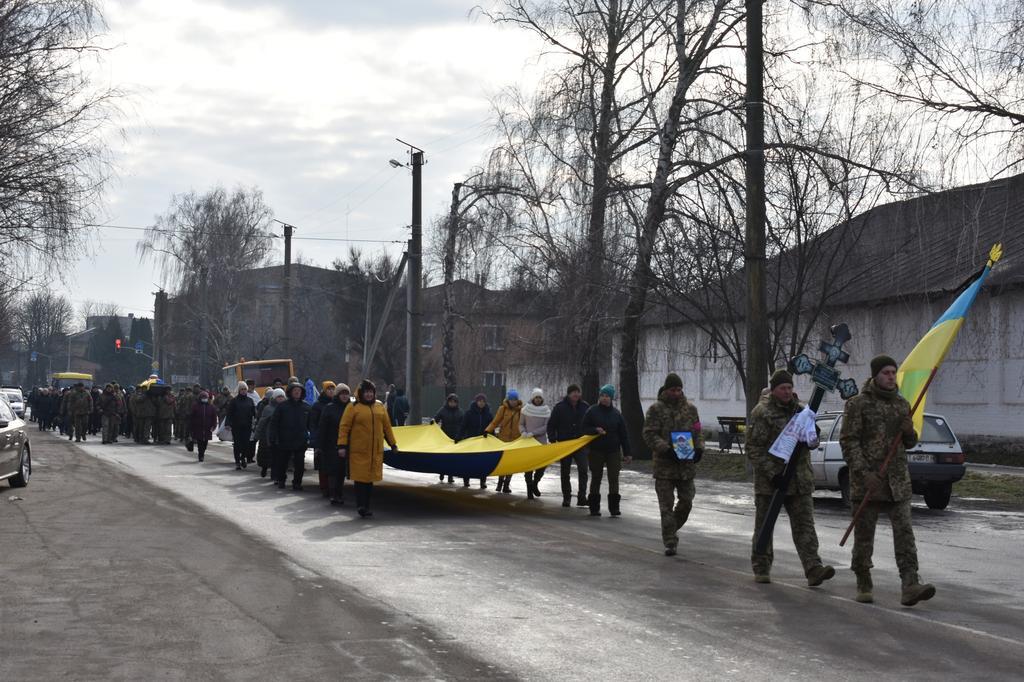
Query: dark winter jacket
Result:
<box><xmin>433</xmin><ymin>400</ymin><xmax>463</xmax><ymax>440</ymax></box>
<box><xmin>392</xmin><ymin>392</ymin><xmax>410</xmax><ymax>426</ymax></box>
<box><xmin>547</xmin><ymin>397</ymin><xmax>590</xmax><ymax>443</ymax></box>
<box><xmin>270</xmin><ymin>394</ymin><xmax>312</xmax><ymax>450</ymax></box>
<box><xmin>189</xmin><ymin>402</ymin><xmax>219</xmax><ymax>443</ymax></box>
<box><xmin>225</xmin><ymin>394</ymin><xmax>256</xmax><ymax>437</ymax></box>
<box><xmin>309</xmin><ymin>392</ymin><xmax>331</xmax><ymax>436</ymax></box>
<box><xmin>582</xmin><ymin>402</ymin><xmax>631</xmax><ymax>456</ymax></box>
<box><xmin>457</xmin><ymin>402</ymin><xmax>493</xmax><ymax>441</ymax></box>
<box><xmin>316</xmin><ymin>395</ymin><xmax>350</xmax><ymax>476</ymax></box>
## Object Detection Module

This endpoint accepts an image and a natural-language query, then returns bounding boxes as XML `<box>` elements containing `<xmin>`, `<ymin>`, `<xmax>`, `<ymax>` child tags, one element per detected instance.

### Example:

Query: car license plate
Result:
<box><xmin>908</xmin><ymin>453</ymin><xmax>934</xmax><ymax>463</ymax></box>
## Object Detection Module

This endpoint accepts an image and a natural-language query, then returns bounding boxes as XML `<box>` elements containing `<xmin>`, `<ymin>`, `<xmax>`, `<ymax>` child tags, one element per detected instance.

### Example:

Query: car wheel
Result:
<box><xmin>9</xmin><ymin>448</ymin><xmax>30</xmax><ymax>488</ymax></box>
<box><xmin>839</xmin><ymin>469</ymin><xmax>851</xmax><ymax>508</ymax></box>
<box><xmin>923</xmin><ymin>482</ymin><xmax>951</xmax><ymax>510</ymax></box>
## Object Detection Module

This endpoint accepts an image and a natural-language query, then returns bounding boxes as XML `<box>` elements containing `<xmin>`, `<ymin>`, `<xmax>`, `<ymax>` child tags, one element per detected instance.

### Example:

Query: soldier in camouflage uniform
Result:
<box><xmin>747</xmin><ymin>369</ymin><xmax>835</xmax><ymax>587</ymax></box>
<box><xmin>840</xmin><ymin>355</ymin><xmax>936</xmax><ymax>607</ymax></box>
<box><xmin>99</xmin><ymin>384</ymin><xmax>122</xmax><ymax>444</ymax></box>
<box><xmin>213</xmin><ymin>386</ymin><xmax>231</xmax><ymax>422</ymax></box>
<box><xmin>642</xmin><ymin>373</ymin><xmax>703</xmax><ymax>556</ymax></box>
<box><xmin>155</xmin><ymin>390</ymin><xmax>175</xmax><ymax>444</ymax></box>
<box><xmin>174</xmin><ymin>387</ymin><xmax>194</xmax><ymax>442</ymax></box>
<box><xmin>66</xmin><ymin>383</ymin><xmax>93</xmax><ymax>442</ymax></box>
<box><xmin>133</xmin><ymin>387</ymin><xmax>156</xmax><ymax>444</ymax></box>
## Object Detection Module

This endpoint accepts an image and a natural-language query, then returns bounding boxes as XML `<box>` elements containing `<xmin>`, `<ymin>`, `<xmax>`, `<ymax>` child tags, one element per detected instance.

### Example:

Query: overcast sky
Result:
<box><xmin>75</xmin><ymin>0</ymin><xmax>541</xmax><ymax>321</ymax></box>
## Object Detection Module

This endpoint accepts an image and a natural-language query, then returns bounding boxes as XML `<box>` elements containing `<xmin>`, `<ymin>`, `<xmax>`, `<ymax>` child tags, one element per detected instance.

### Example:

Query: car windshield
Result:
<box><xmin>920</xmin><ymin>416</ymin><xmax>956</xmax><ymax>444</ymax></box>
<box><xmin>4</xmin><ymin>391</ymin><xmax>21</xmax><ymax>403</ymax></box>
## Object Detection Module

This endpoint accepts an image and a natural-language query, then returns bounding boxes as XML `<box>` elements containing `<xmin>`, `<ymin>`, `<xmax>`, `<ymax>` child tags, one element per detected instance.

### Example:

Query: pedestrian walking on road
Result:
<box><xmin>457</xmin><ymin>393</ymin><xmax>493</xmax><ymax>489</ymax></box>
<box><xmin>581</xmin><ymin>384</ymin><xmax>630</xmax><ymax>517</ymax></box>
<box><xmin>254</xmin><ymin>388</ymin><xmax>285</xmax><ymax>477</ymax></box>
<box><xmin>269</xmin><ymin>382</ymin><xmax>311</xmax><ymax>490</ymax></box>
<box><xmin>840</xmin><ymin>355</ymin><xmax>936</xmax><ymax>607</ymax></box>
<box><xmin>391</xmin><ymin>387</ymin><xmax>410</xmax><ymax>427</ymax></box>
<box><xmin>337</xmin><ymin>379</ymin><xmax>398</xmax><ymax>518</ymax></box>
<box><xmin>66</xmin><ymin>382</ymin><xmax>92</xmax><ymax>443</ymax></box>
<box><xmin>746</xmin><ymin>369</ymin><xmax>835</xmax><ymax>585</ymax></box>
<box><xmin>486</xmin><ymin>389</ymin><xmax>523</xmax><ymax>494</ymax></box>
<box><xmin>434</xmin><ymin>394</ymin><xmax>463</xmax><ymax>484</ymax></box>
<box><xmin>189</xmin><ymin>391</ymin><xmax>218</xmax><ymax>462</ymax></box>
<box><xmin>547</xmin><ymin>384</ymin><xmax>589</xmax><ymax>508</ymax></box>
<box><xmin>225</xmin><ymin>381</ymin><xmax>256</xmax><ymax>469</ymax></box>
<box><xmin>520</xmin><ymin>388</ymin><xmax>551</xmax><ymax>499</ymax></box>
<box><xmin>310</xmin><ymin>381</ymin><xmax>335</xmax><ymax>496</ymax></box>
<box><xmin>317</xmin><ymin>383</ymin><xmax>351</xmax><ymax>505</ymax></box>
<box><xmin>99</xmin><ymin>384</ymin><xmax>121</xmax><ymax>444</ymax></box>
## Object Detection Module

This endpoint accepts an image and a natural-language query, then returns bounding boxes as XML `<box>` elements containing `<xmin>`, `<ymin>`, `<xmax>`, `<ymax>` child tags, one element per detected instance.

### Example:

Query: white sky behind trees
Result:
<box><xmin>74</xmin><ymin>0</ymin><xmax>543</xmax><ymax>321</ymax></box>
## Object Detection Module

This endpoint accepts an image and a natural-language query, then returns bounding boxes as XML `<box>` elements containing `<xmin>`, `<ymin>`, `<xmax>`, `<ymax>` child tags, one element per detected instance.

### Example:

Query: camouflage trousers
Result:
<box><xmin>752</xmin><ymin>493</ymin><xmax>823</xmax><ymax>576</ymax></box>
<box><xmin>72</xmin><ymin>415</ymin><xmax>89</xmax><ymax>441</ymax></box>
<box><xmin>851</xmin><ymin>499</ymin><xmax>919</xmax><ymax>576</ymax></box>
<box><xmin>134</xmin><ymin>417</ymin><xmax>152</xmax><ymax>443</ymax></box>
<box><xmin>101</xmin><ymin>415</ymin><xmax>120</xmax><ymax>443</ymax></box>
<box><xmin>155</xmin><ymin>419</ymin><xmax>172</xmax><ymax>444</ymax></box>
<box><xmin>655</xmin><ymin>478</ymin><xmax>695</xmax><ymax>549</ymax></box>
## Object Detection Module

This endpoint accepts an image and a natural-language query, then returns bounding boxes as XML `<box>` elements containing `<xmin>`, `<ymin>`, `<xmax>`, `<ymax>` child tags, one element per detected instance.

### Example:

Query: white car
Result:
<box><xmin>1</xmin><ymin>386</ymin><xmax>25</xmax><ymax>419</ymax></box>
<box><xmin>812</xmin><ymin>411</ymin><xmax>966</xmax><ymax>510</ymax></box>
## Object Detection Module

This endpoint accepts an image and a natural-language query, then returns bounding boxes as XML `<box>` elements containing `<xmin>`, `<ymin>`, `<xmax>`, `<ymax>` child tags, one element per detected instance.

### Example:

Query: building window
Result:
<box><xmin>421</xmin><ymin>323</ymin><xmax>436</xmax><ymax>349</ymax></box>
<box><xmin>483</xmin><ymin>324</ymin><xmax>505</xmax><ymax>351</ymax></box>
<box><xmin>482</xmin><ymin>371</ymin><xmax>506</xmax><ymax>387</ymax></box>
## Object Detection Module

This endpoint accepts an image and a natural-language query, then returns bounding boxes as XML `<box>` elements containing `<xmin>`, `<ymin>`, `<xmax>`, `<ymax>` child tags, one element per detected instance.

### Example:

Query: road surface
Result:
<box><xmin>4</xmin><ymin>432</ymin><xmax>1023</xmax><ymax>679</ymax></box>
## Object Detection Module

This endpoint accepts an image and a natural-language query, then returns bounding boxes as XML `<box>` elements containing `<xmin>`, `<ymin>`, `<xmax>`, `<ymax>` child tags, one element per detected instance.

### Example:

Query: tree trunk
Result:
<box><xmin>619</xmin><ymin>0</ymin><xmax>691</xmax><ymax>460</ymax></box>
<box><xmin>442</xmin><ymin>183</ymin><xmax>462</xmax><ymax>397</ymax></box>
<box><xmin>580</xmin><ymin>0</ymin><xmax>622</xmax><ymax>402</ymax></box>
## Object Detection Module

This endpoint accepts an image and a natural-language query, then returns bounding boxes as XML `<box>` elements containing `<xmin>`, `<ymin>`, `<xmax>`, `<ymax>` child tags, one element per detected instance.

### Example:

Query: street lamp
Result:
<box><xmin>389</xmin><ymin>159</ymin><xmax>405</xmax><ymax>168</ymax></box>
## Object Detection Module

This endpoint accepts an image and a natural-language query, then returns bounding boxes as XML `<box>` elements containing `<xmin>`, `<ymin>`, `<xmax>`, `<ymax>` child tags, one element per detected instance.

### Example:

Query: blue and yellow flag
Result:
<box><xmin>897</xmin><ymin>243</ymin><xmax>1003</xmax><ymax>433</ymax></box>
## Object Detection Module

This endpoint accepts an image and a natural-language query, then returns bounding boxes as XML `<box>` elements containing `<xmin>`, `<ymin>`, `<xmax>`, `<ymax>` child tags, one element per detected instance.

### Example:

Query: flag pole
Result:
<box><xmin>839</xmin><ymin>367</ymin><xmax>939</xmax><ymax>547</ymax></box>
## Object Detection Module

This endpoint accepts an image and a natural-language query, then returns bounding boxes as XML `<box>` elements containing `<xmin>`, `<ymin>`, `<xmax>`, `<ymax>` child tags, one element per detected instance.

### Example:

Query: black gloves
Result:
<box><xmin>693</xmin><ymin>448</ymin><xmax>704</xmax><ymax>463</ymax></box>
<box><xmin>483</xmin><ymin>432</ymin><xmax>490</xmax><ymax>438</ymax></box>
<box><xmin>771</xmin><ymin>472</ymin><xmax>787</xmax><ymax>490</ymax></box>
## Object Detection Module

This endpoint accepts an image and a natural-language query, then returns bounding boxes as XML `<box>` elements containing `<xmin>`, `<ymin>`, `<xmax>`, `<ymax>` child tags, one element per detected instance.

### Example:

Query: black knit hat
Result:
<box><xmin>870</xmin><ymin>355</ymin><xmax>898</xmax><ymax>377</ymax></box>
<box><xmin>664</xmin><ymin>373</ymin><xmax>683</xmax><ymax>390</ymax></box>
<box><xmin>770</xmin><ymin>368</ymin><xmax>794</xmax><ymax>389</ymax></box>
<box><xmin>356</xmin><ymin>379</ymin><xmax>376</xmax><ymax>401</ymax></box>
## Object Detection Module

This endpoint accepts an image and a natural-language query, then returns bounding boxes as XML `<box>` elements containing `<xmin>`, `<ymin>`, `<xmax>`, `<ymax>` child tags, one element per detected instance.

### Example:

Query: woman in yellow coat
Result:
<box><xmin>485</xmin><ymin>389</ymin><xmax>523</xmax><ymax>494</ymax></box>
<box><xmin>337</xmin><ymin>379</ymin><xmax>398</xmax><ymax>518</ymax></box>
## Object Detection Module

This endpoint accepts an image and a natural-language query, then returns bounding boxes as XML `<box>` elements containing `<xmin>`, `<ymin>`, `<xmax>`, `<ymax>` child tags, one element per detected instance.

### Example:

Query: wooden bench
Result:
<box><xmin>717</xmin><ymin>416</ymin><xmax>747</xmax><ymax>454</ymax></box>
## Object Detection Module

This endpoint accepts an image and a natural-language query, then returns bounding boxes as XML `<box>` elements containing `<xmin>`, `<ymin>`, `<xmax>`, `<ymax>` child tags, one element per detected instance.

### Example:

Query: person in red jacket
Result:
<box><xmin>189</xmin><ymin>391</ymin><xmax>219</xmax><ymax>462</ymax></box>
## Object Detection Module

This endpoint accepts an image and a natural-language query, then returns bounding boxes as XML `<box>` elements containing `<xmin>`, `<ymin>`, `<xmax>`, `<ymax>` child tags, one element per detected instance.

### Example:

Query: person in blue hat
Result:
<box><xmin>485</xmin><ymin>388</ymin><xmax>523</xmax><ymax>494</ymax></box>
<box><xmin>581</xmin><ymin>384</ymin><xmax>631</xmax><ymax>516</ymax></box>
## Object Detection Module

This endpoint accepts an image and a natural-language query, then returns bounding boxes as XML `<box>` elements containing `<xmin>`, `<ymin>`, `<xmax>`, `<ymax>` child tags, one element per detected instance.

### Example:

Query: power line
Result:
<box><xmin>32</xmin><ymin>223</ymin><xmax>405</xmax><ymax>244</ymax></box>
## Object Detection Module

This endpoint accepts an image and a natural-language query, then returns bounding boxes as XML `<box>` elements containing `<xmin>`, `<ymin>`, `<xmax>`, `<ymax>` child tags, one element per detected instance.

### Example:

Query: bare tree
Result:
<box><xmin>14</xmin><ymin>289</ymin><xmax>73</xmax><ymax>386</ymax></box>
<box><xmin>0</xmin><ymin>0</ymin><xmax>116</xmax><ymax>279</ymax></box>
<box><xmin>138</xmin><ymin>186</ymin><xmax>275</xmax><ymax>384</ymax></box>
<box><xmin>77</xmin><ymin>299</ymin><xmax>122</xmax><ymax>331</ymax></box>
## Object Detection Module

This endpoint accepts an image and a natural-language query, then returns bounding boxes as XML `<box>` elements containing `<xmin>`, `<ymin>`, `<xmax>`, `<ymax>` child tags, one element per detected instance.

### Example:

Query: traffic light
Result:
<box><xmin>115</xmin><ymin>338</ymin><xmax>122</xmax><ymax>352</ymax></box>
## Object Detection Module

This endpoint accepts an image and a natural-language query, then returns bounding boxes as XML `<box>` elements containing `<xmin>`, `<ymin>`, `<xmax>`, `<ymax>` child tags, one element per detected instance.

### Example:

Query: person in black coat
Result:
<box><xmin>581</xmin><ymin>384</ymin><xmax>631</xmax><ymax>517</ymax></box>
<box><xmin>457</xmin><ymin>393</ymin><xmax>493</xmax><ymax>489</ymax></box>
<box><xmin>309</xmin><ymin>381</ymin><xmax>335</xmax><ymax>496</ymax></box>
<box><xmin>315</xmin><ymin>383</ymin><xmax>351</xmax><ymax>505</ymax></box>
<box><xmin>434</xmin><ymin>393</ymin><xmax>463</xmax><ymax>484</ymax></box>
<box><xmin>269</xmin><ymin>382</ymin><xmax>312</xmax><ymax>490</ymax></box>
<box><xmin>547</xmin><ymin>384</ymin><xmax>590</xmax><ymax>508</ymax></box>
<box><xmin>225</xmin><ymin>381</ymin><xmax>256</xmax><ymax>470</ymax></box>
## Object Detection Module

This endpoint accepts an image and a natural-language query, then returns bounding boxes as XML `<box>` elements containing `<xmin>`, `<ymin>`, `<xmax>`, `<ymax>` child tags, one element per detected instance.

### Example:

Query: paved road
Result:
<box><xmin>7</xmin><ymin>432</ymin><xmax>1024</xmax><ymax>679</ymax></box>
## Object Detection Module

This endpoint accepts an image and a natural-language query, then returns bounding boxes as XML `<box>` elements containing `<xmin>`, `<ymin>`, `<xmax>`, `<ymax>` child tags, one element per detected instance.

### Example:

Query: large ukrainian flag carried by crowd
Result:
<box><xmin>386</xmin><ymin>424</ymin><xmax>594</xmax><ymax>478</ymax></box>
<box><xmin>897</xmin><ymin>243</ymin><xmax>1003</xmax><ymax>433</ymax></box>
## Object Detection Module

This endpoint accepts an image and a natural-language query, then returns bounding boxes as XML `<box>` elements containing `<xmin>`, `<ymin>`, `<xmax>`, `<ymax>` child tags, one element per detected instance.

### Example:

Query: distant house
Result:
<box><xmin>632</xmin><ymin>173</ymin><xmax>1024</xmax><ymax>440</ymax></box>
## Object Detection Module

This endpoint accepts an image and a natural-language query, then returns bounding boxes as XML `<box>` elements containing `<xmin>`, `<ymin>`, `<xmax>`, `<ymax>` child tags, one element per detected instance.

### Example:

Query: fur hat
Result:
<box><xmin>871</xmin><ymin>354</ymin><xmax>898</xmax><ymax>377</ymax></box>
<box><xmin>356</xmin><ymin>379</ymin><xmax>376</xmax><ymax>401</ymax></box>
<box><xmin>770</xmin><ymin>368</ymin><xmax>794</xmax><ymax>390</ymax></box>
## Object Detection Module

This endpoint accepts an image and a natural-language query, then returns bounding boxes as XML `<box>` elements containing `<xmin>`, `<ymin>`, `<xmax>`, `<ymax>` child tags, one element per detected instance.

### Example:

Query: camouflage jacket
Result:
<box><xmin>839</xmin><ymin>379</ymin><xmax>918</xmax><ymax>502</ymax></box>
<box><xmin>213</xmin><ymin>393</ymin><xmax>231</xmax><ymax>419</ymax></box>
<box><xmin>65</xmin><ymin>388</ymin><xmax>93</xmax><ymax>416</ymax></box>
<box><xmin>642</xmin><ymin>394</ymin><xmax>703</xmax><ymax>481</ymax></box>
<box><xmin>747</xmin><ymin>395</ymin><xmax>815</xmax><ymax>497</ymax></box>
<box><xmin>175</xmin><ymin>392</ymin><xmax>194</xmax><ymax>419</ymax></box>
<box><xmin>99</xmin><ymin>392</ymin><xmax>122</xmax><ymax>417</ymax></box>
<box><xmin>133</xmin><ymin>392</ymin><xmax>157</xmax><ymax>418</ymax></box>
<box><xmin>156</xmin><ymin>394</ymin><xmax>175</xmax><ymax>419</ymax></box>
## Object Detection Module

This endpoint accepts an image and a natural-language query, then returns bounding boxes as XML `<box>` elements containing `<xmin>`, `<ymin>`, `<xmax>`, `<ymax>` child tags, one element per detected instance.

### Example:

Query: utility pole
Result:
<box><xmin>743</xmin><ymin>0</ymin><xmax>769</xmax><ymax>415</ymax></box>
<box><xmin>198</xmin><ymin>265</ymin><xmax>209</xmax><ymax>387</ymax></box>
<box><xmin>401</xmin><ymin>142</ymin><xmax>425</xmax><ymax>425</ymax></box>
<box><xmin>282</xmin><ymin>221</ymin><xmax>294</xmax><ymax>359</ymax></box>
<box><xmin>154</xmin><ymin>290</ymin><xmax>168</xmax><ymax>376</ymax></box>
<box><xmin>363</xmin><ymin>277</ymin><xmax>372</xmax><ymax>373</ymax></box>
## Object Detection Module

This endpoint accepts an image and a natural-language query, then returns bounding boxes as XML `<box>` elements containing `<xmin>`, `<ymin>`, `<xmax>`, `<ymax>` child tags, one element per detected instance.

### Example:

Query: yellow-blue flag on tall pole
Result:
<box><xmin>897</xmin><ymin>243</ymin><xmax>1003</xmax><ymax>434</ymax></box>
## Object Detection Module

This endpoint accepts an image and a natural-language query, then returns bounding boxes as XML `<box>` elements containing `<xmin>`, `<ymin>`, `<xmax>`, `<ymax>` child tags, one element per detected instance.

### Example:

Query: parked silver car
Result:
<box><xmin>2</xmin><ymin>386</ymin><xmax>25</xmax><ymax>419</ymax></box>
<box><xmin>0</xmin><ymin>396</ymin><xmax>30</xmax><ymax>489</ymax></box>
<box><xmin>812</xmin><ymin>411</ymin><xmax>965</xmax><ymax>510</ymax></box>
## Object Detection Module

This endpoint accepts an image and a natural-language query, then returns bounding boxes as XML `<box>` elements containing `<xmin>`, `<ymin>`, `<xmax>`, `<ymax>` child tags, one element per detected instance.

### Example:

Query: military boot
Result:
<box><xmin>900</xmin><ymin>572</ymin><xmax>936</xmax><ymax>607</ymax></box>
<box><xmin>608</xmin><ymin>494</ymin><xmax>621</xmax><ymax>517</ymax></box>
<box><xmin>806</xmin><ymin>564</ymin><xmax>836</xmax><ymax>587</ymax></box>
<box><xmin>855</xmin><ymin>571</ymin><xmax>873</xmax><ymax>603</ymax></box>
<box><xmin>588</xmin><ymin>494</ymin><xmax>601</xmax><ymax>516</ymax></box>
